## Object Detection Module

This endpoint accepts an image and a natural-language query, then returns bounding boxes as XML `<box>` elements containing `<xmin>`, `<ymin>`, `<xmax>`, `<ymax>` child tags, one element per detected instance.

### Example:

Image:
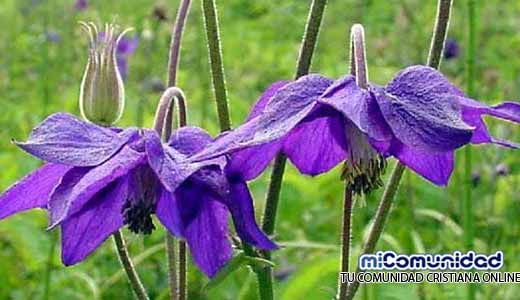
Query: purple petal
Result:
<box><xmin>0</xmin><ymin>163</ymin><xmax>72</xmax><ymax>220</ymax></box>
<box><xmin>189</xmin><ymin>166</ymin><xmax>231</xmax><ymax>198</ymax></box>
<box><xmin>458</xmin><ymin>97</ymin><xmax>520</xmax><ymax>148</ymax></box>
<box><xmin>319</xmin><ymin>75</ymin><xmax>392</xmax><ymax>141</ymax></box>
<box><xmin>48</xmin><ymin>146</ymin><xmax>145</xmax><ymax>228</ymax></box>
<box><xmin>60</xmin><ymin>176</ymin><xmax>127</xmax><ymax>266</ymax></box>
<box><xmin>156</xmin><ymin>187</ymin><xmax>183</xmax><ymax>236</ymax></box>
<box><xmin>389</xmin><ymin>140</ymin><xmax>454</xmax><ymax>186</ymax></box>
<box><xmin>15</xmin><ymin>113</ymin><xmax>139</xmax><ymax>166</ymax></box>
<box><xmin>144</xmin><ymin>130</ymin><xmax>223</xmax><ymax>192</ymax></box>
<box><xmin>168</xmin><ymin>126</ymin><xmax>213</xmax><ymax>155</ymax></box>
<box><xmin>225</xmin><ymin>140</ymin><xmax>283</xmax><ymax>181</ymax></box>
<box><xmin>176</xmin><ymin>182</ymin><xmax>232</xmax><ymax>277</ymax></box>
<box><xmin>193</xmin><ymin>74</ymin><xmax>333</xmax><ymax>162</ymax></box>
<box><xmin>386</xmin><ymin>65</ymin><xmax>464</xmax><ymax>97</ymax></box>
<box><xmin>223</xmin><ymin>180</ymin><xmax>277</xmax><ymax>250</ymax></box>
<box><xmin>245</xmin><ymin>81</ymin><xmax>291</xmax><ymax>121</ymax></box>
<box><xmin>282</xmin><ymin>105</ymin><xmax>348</xmax><ymax>176</ymax></box>
<box><xmin>374</xmin><ymin>67</ymin><xmax>473</xmax><ymax>152</ymax></box>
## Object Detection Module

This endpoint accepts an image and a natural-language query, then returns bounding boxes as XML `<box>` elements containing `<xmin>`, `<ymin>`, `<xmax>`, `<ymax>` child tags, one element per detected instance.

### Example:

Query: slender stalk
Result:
<box><xmin>167</xmin><ymin>0</ymin><xmax>192</xmax><ymax>87</ymax></box>
<box><xmin>256</xmin><ymin>1</ymin><xmax>328</xmax><ymax>300</ymax></box>
<box><xmin>113</xmin><ymin>231</ymin><xmax>150</xmax><ymax>300</ymax></box>
<box><xmin>164</xmin><ymin>2</ymin><xmax>192</xmax><ymax>298</ymax></box>
<box><xmin>178</xmin><ymin>241</ymin><xmax>188</xmax><ymax>300</ymax></box>
<box><xmin>465</xmin><ymin>1</ymin><xmax>476</xmax><ymax>300</ymax></box>
<box><xmin>165</xmin><ymin>235</ymin><xmax>177</xmax><ymax>300</ymax></box>
<box><xmin>427</xmin><ymin>0</ymin><xmax>453</xmax><ymax>69</ymax></box>
<box><xmin>345</xmin><ymin>1</ymin><xmax>453</xmax><ymax>299</ymax></box>
<box><xmin>43</xmin><ymin>231</ymin><xmax>57</xmax><ymax>300</ymax></box>
<box><xmin>337</xmin><ymin>187</ymin><xmax>353</xmax><ymax>300</ymax></box>
<box><xmin>201</xmin><ymin>0</ymin><xmax>231</xmax><ymax>131</ymax></box>
<box><xmin>337</xmin><ymin>24</ymin><xmax>367</xmax><ymax>300</ymax></box>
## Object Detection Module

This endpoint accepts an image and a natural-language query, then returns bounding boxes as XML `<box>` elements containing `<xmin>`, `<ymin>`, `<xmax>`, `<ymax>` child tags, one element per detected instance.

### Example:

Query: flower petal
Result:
<box><xmin>223</xmin><ymin>180</ymin><xmax>277</xmax><ymax>250</ymax></box>
<box><xmin>192</xmin><ymin>74</ymin><xmax>333</xmax><ymax>161</ymax></box>
<box><xmin>245</xmin><ymin>81</ymin><xmax>291</xmax><ymax>121</ymax></box>
<box><xmin>225</xmin><ymin>140</ymin><xmax>283</xmax><ymax>181</ymax></box>
<box><xmin>60</xmin><ymin>176</ymin><xmax>127</xmax><ymax>266</ymax></box>
<box><xmin>176</xmin><ymin>181</ymin><xmax>232</xmax><ymax>277</ymax></box>
<box><xmin>168</xmin><ymin>126</ymin><xmax>213</xmax><ymax>155</ymax></box>
<box><xmin>386</xmin><ymin>65</ymin><xmax>464</xmax><ymax>97</ymax></box>
<box><xmin>457</xmin><ymin>97</ymin><xmax>520</xmax><ymax>148</ymax></box>
<box><xmin>388</xmin><ymin>140</ymin><xmax>454</xmax><ymax>186</ymax></box>
<box><xmin>319</xmin><ymin>75</ymin><xmax>392</xmax><ymax>141</ymax></box>
<box><xmin>0</xmin><ymin>163</ymin><xmax>72</xmax><ymax>220</ymax></box>
<box><xmin>144</xmin><ymin>130</ymin><xmax>224</xmax><ymax>192</ymax></box>
<box><xmin>374</xmin><ymin>84</ymin><xmax>473</xmax><ymax>153</ymax></box>
<box><xmin>282</xmin><ymin>104</ymin><xmax>348</xmax><ymax>176</ymax></box>
<box><xmin>15</xmin><ymin>113</ymin><xmax>139</xmax><ymax>166</ymax></box>
<box><xmin>48</xmin><ymin>146</ymin><xmax>145</xmax><ymax>228</ymax></box>
<box><xmin>156</xmin><ymin>187</ymin><xmax>183</xmax><ymax>236</ymax></box>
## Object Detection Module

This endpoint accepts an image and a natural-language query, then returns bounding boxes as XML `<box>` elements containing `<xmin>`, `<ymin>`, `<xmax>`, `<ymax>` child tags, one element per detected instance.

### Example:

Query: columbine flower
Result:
<box><xmin>193</xmin><ymin>65</ymin><xmax>520</xmax><ymax>192</ymax></box>
<box><xmin>0</xmin><ymin>113</ymin><xmax>274</xmax><ymax>277</ymax></box>
<box><xmin>444</xmin><ymin>38</ymin><xmax>459</xmax><ymax>59</ymax></box>
<box><xmin>79</xmin><ymin>22</ymin><xmax>130</xmax><ymax>125</ymax></box>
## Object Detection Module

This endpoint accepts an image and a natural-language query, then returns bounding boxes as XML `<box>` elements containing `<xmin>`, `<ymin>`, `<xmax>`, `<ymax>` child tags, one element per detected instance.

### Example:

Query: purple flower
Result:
<box><xmin>75</xmin><ymin>0</ymin><xmax>88</xmax><ymax>11</ymax></box>
<box><xmin>444</xmin><ymin>38</ymin><xmax>459</xmax><ymax>59</ymax></box>
<box><xmin>0</xmin><ymin>113</ymin><xmax>275</xmax><ymax>277</ymax></box>
<box><xmin>99</xmin><ymin>32</ymin><xmax>139</xmax><ymax>80</ymax></box>
<box><xmin>193</xmin><ymin>65</ymin><xmax>520</xmax><ymax>192</ymax></box>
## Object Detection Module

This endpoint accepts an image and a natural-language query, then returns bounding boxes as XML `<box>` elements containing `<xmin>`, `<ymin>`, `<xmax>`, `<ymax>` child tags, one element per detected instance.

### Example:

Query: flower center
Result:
<box><xmin>342</xmin><ymin>121</ymin><xmax>387</xmax><ymax>195</ymax></box>
<box><xmin>122</xmin><ymin>166</ymin><xmax>158</xmax><ymax>234</ymax></box>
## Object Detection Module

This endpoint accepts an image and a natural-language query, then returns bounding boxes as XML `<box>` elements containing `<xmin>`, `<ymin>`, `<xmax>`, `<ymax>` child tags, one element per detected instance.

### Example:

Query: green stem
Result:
<box><xmin>165</xmin><ymin>235</ymin><xmax>177</xmax><ymax>300</ymax></box>
<box><xmin>43</xmin><ymin>231</ymin><xmax>57</xmax><ymax>300</ymax></box>
<box><xmin>337</xmin><ymin>187</ymin><xmax>353</xmax><ymax>300</ymax></box>
<box><xmin>164</xmin><ymin>2</ymin><xmax>192</xmax><ymax>298</ymax></box>
<box><xmin>427</xmin><ymin>0</ymin><xmax>453</xmax><ymax>69</ymax></box>
<box><xmin>345</xmin><ymin>1</ymin><xmax>453</xmax><ymax>299</ymax></box>
<box><xmin>178</xmin><ymin>241</ymin><xmax>188</xmax><ymax>300</ymax></box>
<box><xmin>256</xmin><ymin>1</ymin><xmax>328</xmax><ymax>300</ymax></box>
<box><xmin>113</xmin><ymin>231</ymin><xmax>150</xmax><ymax>300</ymax></box>
<box><xmin>201</xmin><ymin>0</ymin><xmax>231</xmax><ymax>131</ymax></box>
<box><xmin>465</xmin><ymin>0</ymin><xmax>476</xmax><ymax>300</ymax></box>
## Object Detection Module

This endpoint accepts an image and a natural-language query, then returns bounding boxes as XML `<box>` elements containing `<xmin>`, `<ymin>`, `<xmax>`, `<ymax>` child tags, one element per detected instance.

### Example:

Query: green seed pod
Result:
<box><xmin>79</xmin><ymin>22</ymin><xmax>131</xmax><ymax>126</ymax></box>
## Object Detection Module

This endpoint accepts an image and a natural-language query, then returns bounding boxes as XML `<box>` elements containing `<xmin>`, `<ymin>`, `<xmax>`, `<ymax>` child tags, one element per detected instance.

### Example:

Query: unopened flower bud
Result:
<box><xmin>79</xmin><ymin>22</ymin><xmax>131</xmax><ymax>126</ymax></box>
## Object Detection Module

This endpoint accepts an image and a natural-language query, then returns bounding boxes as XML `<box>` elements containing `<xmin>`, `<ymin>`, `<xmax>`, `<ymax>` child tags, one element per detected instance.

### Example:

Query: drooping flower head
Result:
<box><xmin>79</xmin><ymin>22</ymin><xmax>131</xmax><ymax>125</ymax></box>
<box><xmin>193</xmin><ymin>65</ymin><xmax>520</xmax><ymax>189</ymax></box>
<box><xmin>0</xmin><ymin>113</ymin><xmax>275</xmax><ymax>277</ymax></box>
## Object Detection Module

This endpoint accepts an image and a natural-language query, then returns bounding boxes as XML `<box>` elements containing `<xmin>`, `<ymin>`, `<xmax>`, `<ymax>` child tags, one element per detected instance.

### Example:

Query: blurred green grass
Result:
<box><xmin>1</xmin><ymin>0</ymin><xmax>520</xmax><ymax>299</ymax></box>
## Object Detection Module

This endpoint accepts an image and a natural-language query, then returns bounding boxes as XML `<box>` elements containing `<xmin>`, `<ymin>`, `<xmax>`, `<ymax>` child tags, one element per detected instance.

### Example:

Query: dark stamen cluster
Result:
<box><xmin>122</xmin><ymin>167</ymin><xmax>158</xmax><ymax>234</ymax></box>
<box><xmin>122</xmin><ymin>196</ymin><xmax>156</xmax><ymax>234</ymax></box>
<box><xmin>342</xmin><ymin>155</ymin><xmax>387</xmax><ymax>195</ymax></box>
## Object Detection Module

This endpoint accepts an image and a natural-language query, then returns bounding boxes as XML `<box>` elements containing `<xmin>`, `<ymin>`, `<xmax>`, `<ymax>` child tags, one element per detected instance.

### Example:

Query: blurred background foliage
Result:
<box><xmin>1</xmin><ymin>0</ymin><xmax>520</xmax><ymax>299</ymax></box>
